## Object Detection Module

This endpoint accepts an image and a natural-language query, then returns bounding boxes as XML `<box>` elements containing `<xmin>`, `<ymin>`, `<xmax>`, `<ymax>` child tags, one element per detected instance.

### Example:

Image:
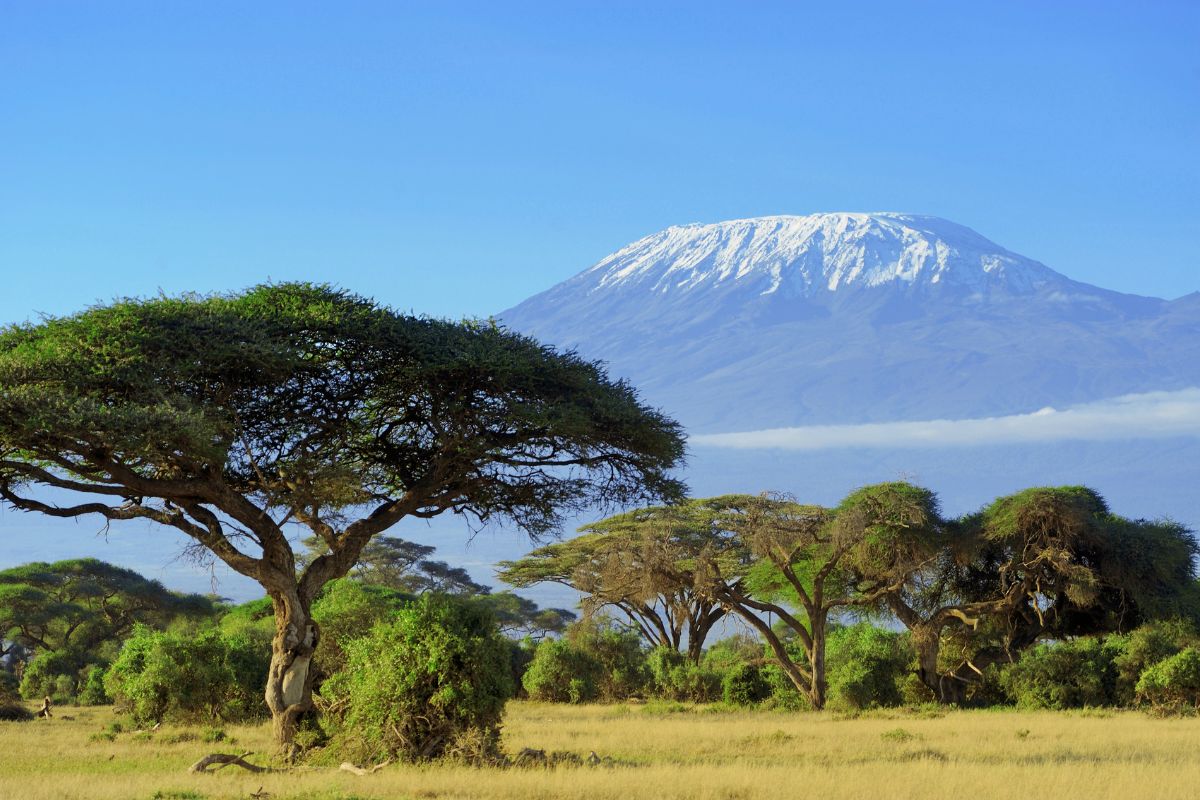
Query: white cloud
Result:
<box><xmin>691</xmin><ymin>388</ymin><xmax>1200</xmax><ymax>451</ymax></box>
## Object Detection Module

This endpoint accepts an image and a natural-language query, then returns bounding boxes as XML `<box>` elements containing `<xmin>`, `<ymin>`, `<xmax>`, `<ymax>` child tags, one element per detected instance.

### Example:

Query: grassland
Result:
<box><xmin>0</xmin><ymin>701</ymin><xmax>1196</xmax><ymax>800</ymax></box>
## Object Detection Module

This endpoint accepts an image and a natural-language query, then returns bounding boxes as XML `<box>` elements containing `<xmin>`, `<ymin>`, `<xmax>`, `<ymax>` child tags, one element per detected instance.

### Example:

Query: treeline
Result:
<box><xmin>3</xmin><ymin>482</ymin><xmax>1198</xmax><ymax>760</ymax></box>
<box><xmin>503</xmin><ymin>483</ymin><xmax>1200</xmax><ymax>712</ymax></box>
<box><xmin>0</xmin><ymin>536</ymin><xmax>572</xmax><ymax>713</ymax></box>
<box><xmin>516</xmin><ymin>615</ymin><xmax>1200</xmax><ymax>713</ymax></box>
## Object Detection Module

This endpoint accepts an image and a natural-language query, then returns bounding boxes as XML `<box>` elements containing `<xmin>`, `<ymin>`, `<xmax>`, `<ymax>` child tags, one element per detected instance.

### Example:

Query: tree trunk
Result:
<box><xmin>909</xmin><ymin>623</ymin><xmax>968</xmax><ymax>704</ymax></box>
<box><xmin>265</xmin><ymin>589</ymin><xmax>319</xmax><ymax>757</ymax></box>
<box><xmin>809</xmin><ymin>618</ymin><xmax>827</xmax><ymax>711</ymax></box>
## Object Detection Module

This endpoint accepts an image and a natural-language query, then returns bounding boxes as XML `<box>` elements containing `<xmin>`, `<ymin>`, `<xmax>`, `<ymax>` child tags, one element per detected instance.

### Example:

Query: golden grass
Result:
<box><xmin>0</xmin><ymin>701</ymin><xmax>1196</xmax><ymax>799</ymax></box>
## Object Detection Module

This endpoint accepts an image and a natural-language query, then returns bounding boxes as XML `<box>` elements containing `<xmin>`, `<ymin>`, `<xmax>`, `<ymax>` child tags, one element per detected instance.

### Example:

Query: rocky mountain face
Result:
<box><xmin>501</xmin><ymin>213</ymin><xmax>1200</xmax><ymax>433</ymax></box>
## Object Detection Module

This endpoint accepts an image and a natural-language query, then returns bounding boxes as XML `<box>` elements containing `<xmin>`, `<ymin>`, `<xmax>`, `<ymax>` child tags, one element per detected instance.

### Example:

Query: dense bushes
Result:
<box><xmin>104</xmin><ymin>625</ymin><xmax>270</xmax><ymax>724</ymax></box>
<box><xmin>19</xmin><ymin>649</ymin><xmax>91</xmax><ymax>703</ymax></box>
<box><xmin>1000</xmin><ymin>638</ymin><xmax>1117</xmax><ymax>709</ymax></box>
<box><xmin>647</xmin><ymin>647</ymin><xmax>722</xmax><ymax>702</ymax></box>
<box><xmin>825</xmin><ymin>624</ymin><xmax>913</xmax><ymax>711</ymax></box>
<box><xmin>1136</xmin><ymin>648</ymin><xmax>1200</xmax><ymax>712</ymax></box>
<box><xmin>524</xmin><ymin>619</ymin><xmax>649</xmax><ymax>703</ymax></box>
<box><xmin>523</xmin><ymin>639</ymin><xmax>604</xmax><ymax>703</ymax></box>
<box><xmin>722</xmin><ymin>663</ymin><xmax>771</xmax><ymax>705</ymax></box>
<box><xmin>319</xmin><ymin>594</ymin><xmax>514</xmax><ymax>763</ymax></box>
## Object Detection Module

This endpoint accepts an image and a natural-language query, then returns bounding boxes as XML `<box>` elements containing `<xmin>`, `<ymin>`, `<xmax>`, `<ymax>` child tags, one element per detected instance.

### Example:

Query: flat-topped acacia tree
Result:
<box><xmin>0</xmin><ymin>283</ymin><xmax>686</xmax><ymax>751</ymax></box>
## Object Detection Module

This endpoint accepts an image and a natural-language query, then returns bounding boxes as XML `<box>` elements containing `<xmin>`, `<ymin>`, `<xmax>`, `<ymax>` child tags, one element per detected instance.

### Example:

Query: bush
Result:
<box><xmin>0</xmin><ymin>703</ymin><xmax>33</xmax><ymax>722</ymax></box>
<box><xmin>319</xmin><ymin>594</ymin><xmax>514</xmax><ymax>763</ymax></box>
<box><xmin>0</xmin><ymin>669</ymin><xmax>17</xmax><ymax>704</ymax></box>
<box><xmin>647</xmin><ymin>647</ymin><xmax>721</xmax><ymax>702</ymax></box>
<box><xmin>1000</xmin><ymin>637</ymin><xmax>1116</xmax><ymax>709</ymax></box>
<box><xmin>722</xmin><ymin>663</ymin><xmax>771</xmax><ymax>706</ymax></box>
<box><xmin>19</xmin><ymin>649</ymin><xmax>88</xmax><ymax>703</ymax></box>
<box><xmin>78</xmin><ymin>665</ymin><xmax>110</xmax><ymax>706</ymax></box>
<box><xmin>565</xmin><ymin>619</ymin><xmax>649</xmax><ymax>701</ymax></box>
<box><xmin>1136</xmin><ymin>647</ymin><xmax>1200</xmax><ymax>712</ymax></box>
<box><xmin>310</xmin><ymin>579</ymin><xmax>411</xmax><ymax>679</ymax></box>
<box><xmin>825</xmin><ymin>624</ymin><xmax>913</xmax><ymax>711</ymax></box>
<box><xmin>702</xmin><ymin>635</ymin><xmax>760</xmax><ymax>674</ymax></box>
<box><xmin>105</xmin><ymin>625</ymin><xmax>269</xmax><ymax>724</ymax></box>
<box><xmin>1109</xmin><ymin>620</ymin><xmax>1197</xmax><ymax>705</ymax></box>
<box><xmin>523</xmin><ymin>639</ymin><xmax>602</xmax><ymax>703</ymax></box>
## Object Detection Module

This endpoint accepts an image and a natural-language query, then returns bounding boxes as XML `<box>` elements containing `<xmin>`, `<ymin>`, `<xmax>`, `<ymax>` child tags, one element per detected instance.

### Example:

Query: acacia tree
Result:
<box><xmin>0</xmin><ymin>284</ymin><xmax>685</xmax><ymax>751</ymax></box>
<box><xmin>589</xmin><ymin>485</ymin><xmax>937</xmax><ymax>709</ymax></box>
<box><xmin>0</xmin><ymin>558</ymin><xmax>211</xmax><ymax>657</ymax></box>
<box><xmin>298</xmin><ymin>535</ymin><xmax>490</xmax><ymax>595</ymax></box>
<box><xmin>858</xmin><ymin>486</ymin><xmax>1199</xmax><ymax>703</ymax></box>
<box><xmin>498</xmin><ymin>523</ymin><xmax>727</xmax><ymax>661</ymax></box>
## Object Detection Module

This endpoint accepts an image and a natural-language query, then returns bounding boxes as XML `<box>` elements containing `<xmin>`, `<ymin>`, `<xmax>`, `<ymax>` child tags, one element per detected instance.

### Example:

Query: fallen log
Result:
<box><xmin>339</xmin><ymin>760</ymin><xmax>391</xmax><ymax>776</ymax></box>
<box><xmin>188</xmin><ymin>752</ymin><xmax>273</xmax><ymax>774</ymax></box>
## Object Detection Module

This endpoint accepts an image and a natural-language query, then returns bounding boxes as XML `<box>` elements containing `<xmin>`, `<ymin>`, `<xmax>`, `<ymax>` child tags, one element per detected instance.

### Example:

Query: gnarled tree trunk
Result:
<box><xmin>265</xmin><ymin>588</ymin><xmax>319</xmax><ymax>757</ymax></box>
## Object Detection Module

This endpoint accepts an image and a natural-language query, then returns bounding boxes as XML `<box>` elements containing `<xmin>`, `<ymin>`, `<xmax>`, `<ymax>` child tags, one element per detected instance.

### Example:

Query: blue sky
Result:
<box><xmin>1</xmin><ymin>1</ymin><xmax>1197</xmax><ymax>600</ymax></box>
<box><xmin>1</xmin><ymin>1</ymin><xmax>1197</xmax><ymax>329</ymax></box>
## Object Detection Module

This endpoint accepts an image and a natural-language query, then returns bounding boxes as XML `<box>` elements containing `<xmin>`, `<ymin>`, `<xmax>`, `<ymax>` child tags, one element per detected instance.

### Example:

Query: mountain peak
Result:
<box><xmin>586</xmin><ymin>212</ymin><xmax>1058</xmax><ymax>297</ymax></box>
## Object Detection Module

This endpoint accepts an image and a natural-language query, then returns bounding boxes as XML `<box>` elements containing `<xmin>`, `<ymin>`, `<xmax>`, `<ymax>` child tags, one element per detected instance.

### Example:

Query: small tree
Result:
<box><xmin>499</xmin><ymin>526</ymin><xmax>726</xmax><ymax>662</ymax></box>
<box><xmin>0</xmin><ymin>284</ymin><xmax>685</xmax><ymax>752</ymax></box>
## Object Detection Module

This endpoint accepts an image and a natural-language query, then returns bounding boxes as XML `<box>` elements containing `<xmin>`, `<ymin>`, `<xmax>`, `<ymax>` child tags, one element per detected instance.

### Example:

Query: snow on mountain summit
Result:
<box><xmin>585</xmin><ymin>212</ymin><xmax>1058</xmax><ymax>297</ymax></box>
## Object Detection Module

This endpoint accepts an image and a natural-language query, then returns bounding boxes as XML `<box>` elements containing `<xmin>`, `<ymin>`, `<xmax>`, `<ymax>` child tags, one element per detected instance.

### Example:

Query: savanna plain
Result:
<box><xmin>2</xmin><ymin>701</ymin><xmax>1195</xmax><ymax>800</ymax></box>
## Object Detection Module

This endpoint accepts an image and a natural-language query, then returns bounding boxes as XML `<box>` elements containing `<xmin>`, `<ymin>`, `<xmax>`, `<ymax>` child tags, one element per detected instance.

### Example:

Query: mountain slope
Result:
<box><xmin>500</xmin><ymin>213</ymin><xmax>1200</xmax><ymax>433</ymax></box>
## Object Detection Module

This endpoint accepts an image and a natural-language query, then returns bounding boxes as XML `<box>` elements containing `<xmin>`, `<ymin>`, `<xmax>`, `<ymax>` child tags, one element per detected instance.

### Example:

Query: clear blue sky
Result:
<box><xmin>2</xmin><ymin>0</ymin><xmax>1197</xmax><ymax>327</ymax></box>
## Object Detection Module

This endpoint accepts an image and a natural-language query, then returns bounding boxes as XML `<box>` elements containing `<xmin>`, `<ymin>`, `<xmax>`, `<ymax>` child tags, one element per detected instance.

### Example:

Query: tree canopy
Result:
<box><xmin>0</xmin><ymin>558</ymin><xmax>213</xmax><ymax>657</ymax></box>
<box><xmin>0</xmin><ymin>283</ymin><xmax>686</xmax><ymax>750</ymax></box>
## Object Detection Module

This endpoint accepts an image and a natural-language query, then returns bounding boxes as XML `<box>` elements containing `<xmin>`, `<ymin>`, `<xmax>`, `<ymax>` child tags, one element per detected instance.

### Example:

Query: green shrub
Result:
<box><xmin>701</xmin><ymin>635</ymin><xmax>760</xmax><ymax>674</ymax></box>
<box><xmin>523</xmin><ymin>639</ymin><xmax>602</xmax><ymax>703</ymax></box>
<box><xmin>1000</xmin><ymin>637</ymin><xmax>1116</xmax><ymax>709</ymax></box>
<box><xmin>310</xmin><ymin>579</ymin><xmax>411</xmax><ymax>679</ymax></box>
<box><xmin>78</xmin><ymin>665</ymin><xmax>110</xmax><ymax>706</ymax></box>
<box><xmin>1109</xmin><ymin>620</ymin><xmax>1197</xmax><ymax>705</ymax></box>
<box><xmin>565</xmin><ymin>619</ymin><xmax>649</xmax><ymax>701</ymax></box>
<box><xmin>1136</xmin><ymin>647</ymin><xmax>1200</xmax><ymax>712</ymax></box>
<box><xmin>0</xmin><ymin>670</ymin><xmax>17</xmax><ymax>703</ymax></box>
<box><xmin>647</xmin><ymin>647</ymin><xmax>721</xmax><ymax>702</ymax></box>
<box><xmin>825</xmin><ymin>624</ymin><xmax>913</xmax><ymax>710</ymax></box>
<box><xmin>319</xmin><ymin>594</ymin><xmax>514</xmax><ymax>763</ymax></box>
<box><xmin>104</xmin><ymin>625</ymin><xmax>269</xmax><ymax>724</ymax></box>
<box><xmin>722</xmin><ymin>663</ymin><xmax>770</xmax><ymax>706</ymax></box>
<box><xmin>19</xmin><ymin>649</ymin><xmax>88</xmax><ymax>703</ymax></box>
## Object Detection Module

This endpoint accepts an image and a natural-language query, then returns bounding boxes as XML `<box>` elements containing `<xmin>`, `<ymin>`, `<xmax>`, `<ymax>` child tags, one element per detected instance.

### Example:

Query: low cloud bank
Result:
<box><xmin>691</xmin><ymin>388</ymin><xmax>1200</xmax><ymax>451</ymax></box>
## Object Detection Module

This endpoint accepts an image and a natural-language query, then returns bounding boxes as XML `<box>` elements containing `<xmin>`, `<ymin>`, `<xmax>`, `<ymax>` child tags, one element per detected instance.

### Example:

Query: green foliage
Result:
<box><xmin>722</xmin><ymin>663</ymin><xmax>771</xmax><ymax>706</ymax></box>
<box><xmin>0</xmin><ymin>669</ymin><xmax>18</xmax><ymax>703</ymax></box>
<box><xmin>1000</xmin><ymin>638</ymin><xmax>1118</xmax><ymax>709</ymax></box>
<box><xmin>78</xmin><ymin>665</ymin><xmax>110</xmax><ymax>706</ymax></box>
<box><xmin>523</xmin><ymin>640</ymin><xmax>603</xmax><ymax>703</ymax></box>
<box><xmin>309</xmin><ymin>578</ymin><xmax>412</xmax><ymax>679</ymax></box>
<box><xmin>1136</xmin><ymin>647</ymin><xmax>1200</xmax><ymax>712</ymax></box>
<box><xmin>19</xmin><ymin>648</ymin><xmax>88</xmax><ymax>702</ymax></box>
<box><xmin>701</xmin><ymin>635</ymin><xmax>760</xmax><ymax>674</ymax></box>
<box><xmin>825</xmin><ymin>624</ymin><xmax>913</xmax><ymax>710</ymax></box>
<box><xmin>104</xmin><ymin>625</ymin><xmax>269</xmax><ymax>724</ymax></box>
<box><xmin>319</xmin><ymin>594</ymin><xmax>514</xmax><ymax>763</ymax></box>
<box><xmin>565</xmin><ymin>619</ymin><xmax>649</xmax><ymax>701</ymax></box>
<box><xmin>1109</xmin><ymin>619</ymin><xmax>1198</xmax><ymax>705</ymax></box>
<box><xmin>0</xmin><ymin>559</ymin><xmax>215</xmax><ymax>679</ymax></box>
<box><xmin>647</xmin><ymin>647</ymin><xmax>722</xmax><ymax>702</ymax></box>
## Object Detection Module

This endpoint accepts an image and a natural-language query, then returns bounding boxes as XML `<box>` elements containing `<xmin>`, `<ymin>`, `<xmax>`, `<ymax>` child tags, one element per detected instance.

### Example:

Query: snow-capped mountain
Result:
<box><xmin>501</xmin><ymin>213</ymin><xmax>1200</xmax><ymax>433</ymax></box>
<box><xmin>585</xmin><ymin>213</ymin><xmax>1056</xmax><ymax>296</ymax></box>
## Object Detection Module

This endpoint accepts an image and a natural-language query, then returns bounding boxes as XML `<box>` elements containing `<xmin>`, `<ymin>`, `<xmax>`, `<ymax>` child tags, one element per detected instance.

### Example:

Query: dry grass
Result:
<box><xmin>0</xmin><ymin>701</ymin><xmax>1195</xmax><ymax>799</ymax></box>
